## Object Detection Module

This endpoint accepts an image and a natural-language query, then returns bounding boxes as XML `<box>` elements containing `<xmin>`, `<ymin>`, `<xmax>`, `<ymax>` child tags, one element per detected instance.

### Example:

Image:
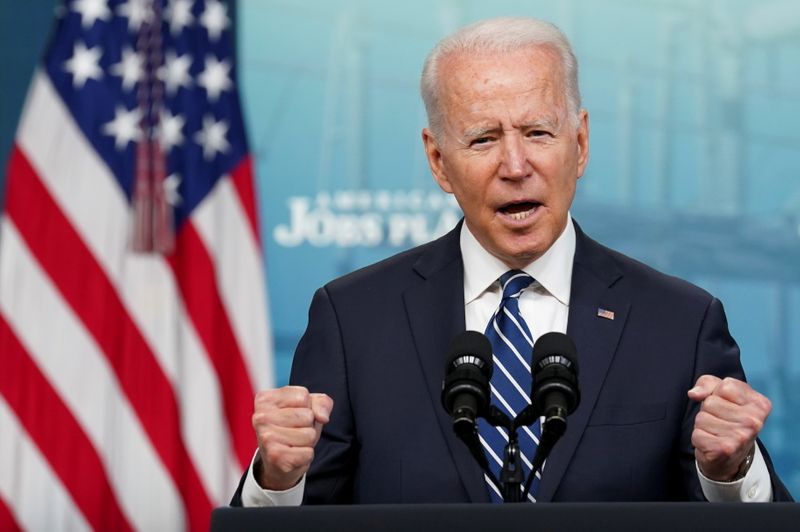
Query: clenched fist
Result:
<box><xmin>688</xmin><ymin>375</ymin><xmax>771</xmax><ymax>482</ymax></box>
<box><xmin>252</xmin><ymin>386</ymin><xmax>333</xmax><ymax>491</ymax></box>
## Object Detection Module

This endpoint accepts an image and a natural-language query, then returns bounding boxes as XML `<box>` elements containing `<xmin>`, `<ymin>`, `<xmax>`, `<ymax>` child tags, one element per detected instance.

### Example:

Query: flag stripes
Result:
<box><xmin>0</xmin><ymin>488</ymin><xmax>22</xmax><ymax>532</ymax></box>
<box><xmin>193</xmin><ymin>162</ymin><xmax>271</xmax><ymax>393</ymax></box>
<box><xmin>18</xmin><ymin>71</ymin><xmax>243</xmax><ymax>508</ymax></box>
<box><xmin>0</xmin><ymin>396</ymin><xmax>91</xmax><ymax>532</ymax></box>
<box><xmin>6</xmin><ymin>145</ymin><xmax>211</xmax><ymax>530</ymax></box>
<box><xmin>0</xmin><ymin>316</ymin><xmax>135</xmax><ymax>532</ymax></box>
<box><xmin>167</xmin><ymin>222</ymin><xmax>257</xmax><ymax>467</ymax></box>
<box><xmin>0</xmin><ymin>1</ymin><xmax>272</xmax><ymax>529</ymax></box>
<box><xmin>0</xmin><ymin>218</ymin><xmax>184</xmax><ymax>531</ymax></box>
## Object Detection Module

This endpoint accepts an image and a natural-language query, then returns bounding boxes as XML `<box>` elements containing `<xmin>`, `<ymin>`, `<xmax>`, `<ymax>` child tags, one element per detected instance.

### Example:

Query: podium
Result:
<box><xmin>211</xmin><ymin>502</ymin><xmax>799</xmax><ymax>532</ymax></box>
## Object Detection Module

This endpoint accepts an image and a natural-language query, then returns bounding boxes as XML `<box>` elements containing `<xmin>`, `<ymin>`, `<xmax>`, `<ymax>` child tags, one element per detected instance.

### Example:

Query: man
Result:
<box><xmin>232</xmin><ymin>17</ymin><xmax>792</xmax><ymax>505</ymax></box>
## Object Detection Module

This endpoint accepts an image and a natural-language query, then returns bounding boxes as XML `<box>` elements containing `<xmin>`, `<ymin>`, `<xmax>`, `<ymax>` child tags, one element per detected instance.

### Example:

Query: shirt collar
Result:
<box><xmin>461</xmin><ymin>214</ymin><xmax>576</xmax><ymax>306</ymax></box>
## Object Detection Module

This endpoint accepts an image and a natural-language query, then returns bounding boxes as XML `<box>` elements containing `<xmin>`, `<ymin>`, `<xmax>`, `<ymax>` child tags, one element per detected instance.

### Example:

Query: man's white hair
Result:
<box><xmin>420</xmin><ymin>17</ymin><xmax>581</xmax><ymax>140</ymax></box>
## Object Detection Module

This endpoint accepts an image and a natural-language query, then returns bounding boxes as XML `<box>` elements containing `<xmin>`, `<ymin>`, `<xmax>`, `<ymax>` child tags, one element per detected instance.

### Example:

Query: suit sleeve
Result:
<box><xmin>290</xmin><ymin>286</ymin><xmax>358</xmax><ymax>503</ymax></box>
<box><xmin>679</xmin><ymin>297</ymin><xmax>793</xmax><ymax>501</ymax></box>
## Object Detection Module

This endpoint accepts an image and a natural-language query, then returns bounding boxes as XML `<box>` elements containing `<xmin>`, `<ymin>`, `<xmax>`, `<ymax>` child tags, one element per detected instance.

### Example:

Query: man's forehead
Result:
<box><xmin>461</xmin><ymin>85</ymin><xmax>560</xmax><ymax>114</ymax></box>
<box><xmin>438</xmin><ymin>49</ymin><xmax>566</xmax><ymax>102</ymax></box>
<box><xmin>444</xmin><ymin>76</ymin><xmax>567</xmax><ymax>131</ymax></box>
<box><xmin>439</xmin><ymin>44</ymin><xmax>563</xmax><ymax>79</ymax></box>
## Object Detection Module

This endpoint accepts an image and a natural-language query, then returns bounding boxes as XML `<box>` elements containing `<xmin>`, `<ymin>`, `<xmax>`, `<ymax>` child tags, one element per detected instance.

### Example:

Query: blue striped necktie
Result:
<box><xmin>478</xmin><ymin>270</ymin><xmax>542</xmax><ymax>502</ymax></box>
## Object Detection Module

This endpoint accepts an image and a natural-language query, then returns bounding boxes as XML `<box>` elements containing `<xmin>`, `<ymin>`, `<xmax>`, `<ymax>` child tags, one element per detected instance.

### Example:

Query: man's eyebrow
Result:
<box><xmin>522</xmin><ymin>117</ymin><xmax>560</xmax><ymax>130</ymax></box>
<box><xmin>462</xmin><ymin>125</ymin><xmax>501</xmax><ymax>139</ymax></box>
<box><xmin>461</xmin><ymin>118</ymin><xmax>562</xmax><ymax>140</ymax></box>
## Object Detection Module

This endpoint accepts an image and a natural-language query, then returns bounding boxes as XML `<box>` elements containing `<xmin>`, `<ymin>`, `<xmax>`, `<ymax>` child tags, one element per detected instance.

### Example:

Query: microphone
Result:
<box><xmin>519</xmin><ymin>332</ymin><xmax>580</xmax><ymax>501</ymax></box>
<box><xmin>531</xmin><ymin>332</ymin><xmax>580</xmax><ymax>436</ymax></box>
<box><xmin>441</xmin><ymin>331</ymin><xmax>493</xmax><ymax>436</ymax></box>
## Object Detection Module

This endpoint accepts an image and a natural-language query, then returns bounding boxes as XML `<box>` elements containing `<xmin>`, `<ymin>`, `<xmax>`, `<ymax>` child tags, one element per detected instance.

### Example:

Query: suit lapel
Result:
<box><xmin>402</xmin><ymin>223</ymin><xmax>490</xmax><ymax>503</ymax></box>
<box><xmin>537</xmin><ymin>223</ymin><xmax>631</xmax><ymax>502</ymax></box>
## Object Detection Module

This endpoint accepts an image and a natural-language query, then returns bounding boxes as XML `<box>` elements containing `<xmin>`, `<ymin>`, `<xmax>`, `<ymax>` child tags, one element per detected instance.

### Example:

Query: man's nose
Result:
<box><xmin>498</xmin><ymin>134</ymin><xmax>531</xmax><ymax>179</ymax></box>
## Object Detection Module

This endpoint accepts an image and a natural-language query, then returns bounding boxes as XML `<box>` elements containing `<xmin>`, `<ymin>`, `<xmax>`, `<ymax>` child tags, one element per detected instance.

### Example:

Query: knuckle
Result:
<box><xmin>286</xmin><ymin>386</ymin><xmax>310</xmax><ymax>403</ymax></box>
<box><xmin>278</xmin><ymin>449</ymin><xmax>313</xmax><ymax>474</ymax></box>
<box><xmin>252</xmin><ymin>412</ymin><xmax>266</xmax><ymax>429</ymax></box>
<box><xmin>321</xmin><ymin>394</ymin><xmax>334</xmax><ymax>410</ymax></box>
<box><xmin>275</xmin><ymin>458</ymin><xmax>295</xmax><ymax>475</ymax></box>
<box><xmin>697</xmin><ymin>374</ymin><xmax>719</xmax><ymax>389</ymax></box>
<box><xmin>295</xmin><ymin>408</ymin><xmax>315</xmax><ymax>426</ymax></box>
<box><xmin>298</xmin><ymin>447</ymin><xmax>315</xmax><ymax>465</ymax></box>
<box><xmin>761</xmin><ymin>396</ymin><xmax>773</xmax><ymax>415</ymax></box>
<box><xmin>701</xmin><ymin>394</ymin><xmax>719</xmax><ymax>410</ymax></box>
<box><xmin>299</xmin><ymin>426</ymin><xmax>317</xmax><ymax>443</ymax></box>
<box><xmin>718</xmin><ymin>378</ymin><xmax>737</xmax><ymax>394</ymax></box>
<box><xmin>697</xmin><ymin>374</ymin><xmax>714</xmax><ymax>386</ymax></box>
<box><xmin>265</xmin><ymin>445</ymin><xmax>284</xmax><ymax>466</ymax></box>
<box><xmin>745</xmin><ymin>414</ymin><xmax>763</xmax><ymax>435</ymax></box>
<box><xmin>259</xmin><ymin>427</ymin><xmax>277</xmax><ymax>445</ymax></box>
<box><xmin>254</xmin><ymin>390</ymin><xmax>272</xmax><ymax>409</ymax></box>
<box><xmin>719</xmin><ymin>440</ymin><xmax>737</xmax><ymax>457</ymax></box>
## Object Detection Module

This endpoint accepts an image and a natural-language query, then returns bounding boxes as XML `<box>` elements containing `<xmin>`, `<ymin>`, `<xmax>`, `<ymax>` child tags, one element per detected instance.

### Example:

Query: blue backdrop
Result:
<box><xmin>2</xmin><ymin>0</ymin><xmax>798</xmax><ymax>497</ymax></box>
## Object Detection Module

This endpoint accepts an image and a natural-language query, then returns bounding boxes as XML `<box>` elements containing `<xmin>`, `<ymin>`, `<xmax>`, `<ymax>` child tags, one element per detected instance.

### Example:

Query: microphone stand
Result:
<box><xmin>455</xmin><ymin>405</ymin><xmax>567</xmax><ymax>503</ymax></box>
<box><xmin>519</xmin><ymin>406</ymin><xmax>568</xmax><ymax>501</ymax></box>
<box><xmin>452</xmin><ymin>414</ymin><xmax>503</xmax><ymax>494</ymax></box>
<box><xmin>499</xmin><ymin>429</ymin><xmax>524</xmax><ymax>502</ymax></box>
<box><xmin>483</xmin><ymin>406</ymin><xmax>526</xmax><ymax>502</ymax></box>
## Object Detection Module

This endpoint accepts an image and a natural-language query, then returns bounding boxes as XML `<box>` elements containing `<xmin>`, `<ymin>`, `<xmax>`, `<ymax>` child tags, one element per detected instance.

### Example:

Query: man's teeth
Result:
<box><xmin>508</xmin><ymin>207</ymin><xmax>534</xmax><ymax>221</ymax></box>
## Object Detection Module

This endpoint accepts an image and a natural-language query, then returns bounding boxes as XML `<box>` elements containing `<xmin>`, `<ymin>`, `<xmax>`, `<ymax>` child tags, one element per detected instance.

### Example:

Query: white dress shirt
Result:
<box><xmin>241</xmin><ymin>215</ymin><xmax>771</xmax><ymax>505</ymax></box>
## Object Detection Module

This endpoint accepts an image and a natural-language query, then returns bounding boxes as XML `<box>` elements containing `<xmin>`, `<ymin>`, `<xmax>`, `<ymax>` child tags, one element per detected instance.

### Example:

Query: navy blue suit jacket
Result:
<box><xmin>232</xmin><ymin>221</ymin><xmax>791</xmax><ymax>504</ymax></box>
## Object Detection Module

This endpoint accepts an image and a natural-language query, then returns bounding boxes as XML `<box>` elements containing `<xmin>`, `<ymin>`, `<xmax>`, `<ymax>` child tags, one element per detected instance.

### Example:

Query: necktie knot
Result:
<box><xmin>499</xmin><ymin>270</ymin><xmax>534</xmax><ymax>301</ymax></box>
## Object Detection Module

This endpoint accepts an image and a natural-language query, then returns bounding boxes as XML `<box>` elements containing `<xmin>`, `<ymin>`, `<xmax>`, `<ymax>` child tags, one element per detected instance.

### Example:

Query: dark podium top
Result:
<box><xmin>211</xmin><ymin>502</ymin><xmax>799</xmax><ymax>532</ymax></box>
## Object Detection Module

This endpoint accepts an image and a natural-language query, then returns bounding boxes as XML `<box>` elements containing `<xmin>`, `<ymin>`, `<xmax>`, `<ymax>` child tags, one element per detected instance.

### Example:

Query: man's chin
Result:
<box><xmin>494</xmin><ymin>246</ymin><xmax>547</xmax><ymax>270</ymax></box>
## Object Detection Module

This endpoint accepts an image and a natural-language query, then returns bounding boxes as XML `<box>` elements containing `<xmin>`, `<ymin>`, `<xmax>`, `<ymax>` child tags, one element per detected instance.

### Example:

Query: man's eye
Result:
<box><xmin>470</xmin><ymin>137</ymin><xmax>493</xmax><ymax>146</ymax></box>
<box><xmin>528</xmin><ymin>130</ymin><xmax>551</xmax><ymax>138</ymax></box>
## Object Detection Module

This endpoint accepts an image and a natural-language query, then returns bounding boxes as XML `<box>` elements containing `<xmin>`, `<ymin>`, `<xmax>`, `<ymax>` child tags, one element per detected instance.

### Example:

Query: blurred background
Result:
<box><xmin>3</xmin><ymin>0</ymin><xmax>799</xmax><ymax>498</ymax></box>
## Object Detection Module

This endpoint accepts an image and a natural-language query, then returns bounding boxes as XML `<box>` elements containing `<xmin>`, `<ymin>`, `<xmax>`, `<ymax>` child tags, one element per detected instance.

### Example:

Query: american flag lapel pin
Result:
<box><xmin>597</xmin><ymin>308</ymin><xmax>615</xmax><ymax>320</ymax></box>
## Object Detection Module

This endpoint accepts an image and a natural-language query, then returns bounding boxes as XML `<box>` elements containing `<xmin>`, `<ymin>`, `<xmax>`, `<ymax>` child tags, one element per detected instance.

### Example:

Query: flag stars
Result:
<box><xmin>72</xmin><ymin>0</ymin><xmax>111</xmax><ymax>28</ymax></box>
<box><xmin>116</xmin><ymin>0</ymin><xmax>153</xmax><ymax>32</ymax></box>
<box><xmin>158</xmin><ymin>109</ymin><xmax>185</xmax><ymax>152</ymax></box>
<box><xmin>102</xmin><ymin>105</ymin><xmax>142</xmax><ymax>150</ymax></box>
<box><xmin>194</xmin><ymin>114</ymin><xmax>230</xmax><ymax>160</ymax></box>
<box><xmin>164</xmin><ymin>173</ymin><xmax>183</xmax><ymax>206</ymax></box>
<box><xmin>64</xmin><ymin>41</ymin><xmax>104</xmax><ymax>89</ymax></box>
<box><xmin>200</xmin><ymin>0</ymin><xmax>229</xmax><ymax>41</ymax></box>
<box><xmin>110</xmin><ymin>47</ymin><xmax>143</xmax><ymax>92</ymax></box>
<box><xmin>198</xmin><ymin>55</ymin><xmax>232</xmax><ymax>102</ymax></box>
<box><xmin>164</xmin><ymin>0</ymin><xmax>194</xmax><ymax>36</ymax></box>
<box><xmin>159</xmin><ymin>50</ymin><xmax>193</xmax><ymax>95</ymax></box>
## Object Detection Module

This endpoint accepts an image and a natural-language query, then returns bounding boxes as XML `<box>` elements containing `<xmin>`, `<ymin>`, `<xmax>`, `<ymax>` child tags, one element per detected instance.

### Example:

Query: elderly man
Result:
<box><xmin>232</xmin><ymin>17</ymin><xmax>792</xmax><ymax>505</ymax></box>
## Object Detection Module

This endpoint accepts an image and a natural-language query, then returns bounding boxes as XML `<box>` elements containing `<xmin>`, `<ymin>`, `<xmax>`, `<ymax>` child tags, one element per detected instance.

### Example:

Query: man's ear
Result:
<box><xmin>422</xmin><ymin>128</ymin><xmax>453</xmax><ymax>193</ymax></box>
<box><xmin>575</xmin><ymin>109</ymin><xmax>590</xmax><ymax>179</ymax></box>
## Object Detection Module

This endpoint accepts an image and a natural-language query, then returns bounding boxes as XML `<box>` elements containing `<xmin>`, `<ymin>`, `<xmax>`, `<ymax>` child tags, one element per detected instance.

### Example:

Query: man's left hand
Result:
<box><xmin>688</xmin><ymin>375</ymin><xmax>772</xmax><ymax>482</ymax></box>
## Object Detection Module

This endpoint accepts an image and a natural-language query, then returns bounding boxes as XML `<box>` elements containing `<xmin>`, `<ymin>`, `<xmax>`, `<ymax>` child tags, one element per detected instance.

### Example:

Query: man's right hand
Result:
<box><xmin>252</xmin><ymin>386</ymin><xmax>333</xmax><ymax>491</ymax></box>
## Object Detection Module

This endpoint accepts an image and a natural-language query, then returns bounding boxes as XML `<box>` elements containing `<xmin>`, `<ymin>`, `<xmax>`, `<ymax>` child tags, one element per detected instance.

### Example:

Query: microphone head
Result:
<box><xmin>531</xmin><ymin>332</ymin><xmax>580</xmax><ymax>417</ymax></box>
<box><xmin>441</xmin><ymin>331</ymin><xmax>493</xmax><ymax>417</ymax></box>
<box><xmin>532</xmin><ymin>331</ymin><xmax>578</xmax><ymax>372</ymax></box>
<box><xmin>445</xmin><ymin>330</ymin><xmax>493</xmax><ymax>377</ymax></box>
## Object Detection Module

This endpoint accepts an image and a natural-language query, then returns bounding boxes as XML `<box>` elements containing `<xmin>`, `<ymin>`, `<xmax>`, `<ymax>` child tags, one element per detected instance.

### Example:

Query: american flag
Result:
<box><xmin>0</xmin><ymin>1</ymin><xmax>272</xmax><ymax>530</ymax></box>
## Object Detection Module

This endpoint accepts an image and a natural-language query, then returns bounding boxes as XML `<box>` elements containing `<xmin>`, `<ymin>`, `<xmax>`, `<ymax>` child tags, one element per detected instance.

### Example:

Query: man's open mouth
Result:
<box><xmin>499</xmin><ymin>201</ymin><xmax>540</xmax><ymax>221</ymax></box>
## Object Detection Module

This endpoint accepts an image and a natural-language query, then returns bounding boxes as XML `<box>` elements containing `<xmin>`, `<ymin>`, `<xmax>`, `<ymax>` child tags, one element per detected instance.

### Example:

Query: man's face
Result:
<box><xmin>423</xmin><ymin>46</ymin><xmax>589</xmax><ymax>269</ymax></box>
